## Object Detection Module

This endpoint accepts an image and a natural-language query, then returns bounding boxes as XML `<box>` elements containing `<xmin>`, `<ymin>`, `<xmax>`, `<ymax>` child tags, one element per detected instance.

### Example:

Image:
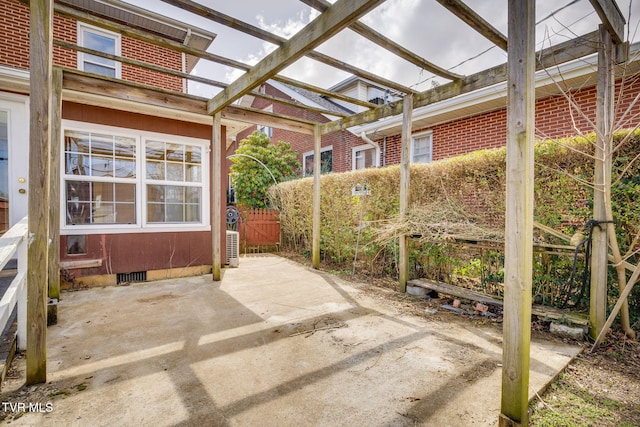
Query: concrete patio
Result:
<box><xmin>1</xmin><ymin>254</ymin><xmax>581</xmax><ymax>426</ymax></box>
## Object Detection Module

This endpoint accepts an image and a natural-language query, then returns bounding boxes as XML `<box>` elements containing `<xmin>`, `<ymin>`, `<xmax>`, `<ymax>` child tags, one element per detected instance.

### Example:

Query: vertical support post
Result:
<box><xmin>17</xmin><ymin>232</ymin><xmax>27</xmax><ymax>351</ymax></box>
<box><xmin>500</xmin><ymin>0</ymin><xmax>535</xmax><ymax>425</ymax></box>
<box><xmin>47</xmin><ymin>67</ymin><xmax>62</xmax><ymax>326</ymax></box>
<box><xmin>312</xmin><ymin>124</ymin><xmax>321</xmax><ymax>269</ymax></box>
<box><xmin>589</xmin><ymin>25</ymin><xmax>614</xmax><ymax>339</ymax></box>
<box><xmin>398</xmin><ymin>95</ymin><xmax>413</xmax><ymax>292</ymax></box>
<box><xmin>212</xmin><ymin>112</ymin><xmax>222</xmax><ymax>280</ymax></box>
<box><xmin>27</xmin><ymin>0</ymin><xmax>53</xmax><ymax>385</ymax></box>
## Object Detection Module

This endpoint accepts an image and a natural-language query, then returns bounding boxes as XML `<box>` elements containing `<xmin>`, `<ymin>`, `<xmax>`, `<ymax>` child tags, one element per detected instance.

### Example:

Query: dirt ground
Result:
<box><xmin>0</xmin><ymin>255</ymin><xmax>590</xmax><ymax>426</ymax></box>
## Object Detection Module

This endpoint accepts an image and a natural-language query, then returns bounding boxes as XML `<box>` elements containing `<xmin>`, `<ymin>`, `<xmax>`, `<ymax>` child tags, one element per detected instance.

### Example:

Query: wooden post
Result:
<box><xmin>47</xmin><ymin>67</ymin><xmax>62</xmax><ymax>326</ymax></box>
<box><xmin>27</xmin><ymin>0</ymin><xmax>53</xmax><ymax>385</ymax></box>
<box><xmin>589</xmin><ymin>25</ymin><xmax>614</xmax><ymax>339</ymax></box>
<box><xmin>312</xmin><ymin>124</ymin><xmax>321</xmax><ymax>269</ymax></box>
<box><xmin>212</xmin><ymin>112</ymin><xmax>222</xmax><ymax>280</ymax></box>
<box><xmin>500</xmin><ymin>0</ymin><xmax>535</xmax><ymax>425</ymax></box>
<box><xmin>398</xmin><ymin>94</ymin><xmax>413</xmax><ymax>292</ymax></box>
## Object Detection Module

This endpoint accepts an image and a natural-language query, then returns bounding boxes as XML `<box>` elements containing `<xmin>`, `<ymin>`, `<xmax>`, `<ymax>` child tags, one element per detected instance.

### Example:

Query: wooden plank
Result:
<box><xmin>212</xmin><ymin>113</ymin><xmax>222</xmax><ymax>281</ymax></box>
<box><xmin>409</xmin><ymin>279</ymin><xmax>589</xmax><ymax>326</ymax></box>
<box><xmin>590</xmin><ymin>25</ymin><xmax>615</xmax><ymax>338</ymax></box>
<box><xmin>164</xmin><ymin>0</ymin><xmax>422</xmax><ymax>93</ymax></box>
<box><xmin>207</xmin><ymin>0</ymin><xmax>386</xmax><ymax>114</ymax></box>
<box><xmin>398</xmin><ymin>95</ymin><xmax>412</xmax><ymax>292</ymax></box>
<box><xmin>435</xmin><ymin>0</ymin><xmax>508</xmax><ymax>51</ymax></box>
<box><xmin>27</xmin><ymin>0</ymin><xmax>52</xmax><ymax>385</ymax></box>
<box><xmin>306</xmin><ymin>51</ymin><xmax>416</xmax><ymax>95</ymax></box>
<box><xmin>312</xmin><ymin>124</ymin><xmax>321</xmax><ymax>269</ymax></box>
<box><xmin>56</xmin><ymin>40</ymin><xmax>347</xmax><ymax>118</ymax></box>
<box><xmin>47</xmin><ymin>67</ymin><xmax>62</xmax><ymax>326</ymax></box>
<box><xmin>591</xmin><ymin>259</ymin><xmax>640</xmax><ymax>349</ymax></box>
<box><xmin>301</xmin><ymin>0</ymin><xmax>462</xmax><ymax>81</ymax></box>
<box><xmin>500</xmin><ymin>0</ymin><xmax>535</xmax><ymax>425</ymax></box>
<box><xmin>588</xmin><ymin>0</ymin><xmax>626</xmax><ymax>44</ymax></box>
<box><xmin>321</xmin><ymin>31</ymin><xmax>599</xmax><ymax>135</ymax></box>
<box><xmin>50</xmin><ymin>1</ymin><xmax>250</xmax><ymax>71</ymax></box>
<box><xmin>62</xmin><ymin>68</ymin><xmax>209</xmax><ymax>115</ymax></box>
<box><xmin>54</xmin><ymin>39</ymin><xmax>229</xmax><ymax>89</ymax></box>
<box><xmin>221</xmin><ymin>105</ymin><xmax>316</xmax><ymax>135</ymax></box>
<box><xmin>274</xmin><ymin>75</ymin><xmax>377</xmax><ymax>110</ymax></box>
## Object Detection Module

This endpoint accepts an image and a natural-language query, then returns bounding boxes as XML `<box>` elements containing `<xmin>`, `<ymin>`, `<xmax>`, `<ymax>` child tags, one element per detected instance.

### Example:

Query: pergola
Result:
<box><xmin>25</xmin><ymin>0</ymin><xmax>628</xmax><ymax>425</ymax></box>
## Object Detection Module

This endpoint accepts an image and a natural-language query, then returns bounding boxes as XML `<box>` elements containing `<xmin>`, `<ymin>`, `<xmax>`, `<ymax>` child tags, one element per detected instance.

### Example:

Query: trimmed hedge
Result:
<box><xmin>270</xmin><ymin>131</ymin><xmax>640</xmax><ymax>322</ymax></box>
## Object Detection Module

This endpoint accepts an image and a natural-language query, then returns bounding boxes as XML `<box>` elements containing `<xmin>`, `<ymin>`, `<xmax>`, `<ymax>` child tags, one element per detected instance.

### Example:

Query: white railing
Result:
<box><xmin>0</xmin><ymin>216</ymin><xmax>28</xmax><ymax>351</ymax></box>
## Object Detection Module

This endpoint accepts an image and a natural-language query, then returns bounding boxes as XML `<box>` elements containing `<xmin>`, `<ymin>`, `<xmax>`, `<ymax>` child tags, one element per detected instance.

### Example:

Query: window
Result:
<box><xmin>352</xmin><ymin>145</ymin><xmax>379</xmax><ymax>170</ymax></box>
<box><xmin>411</xmin><ymin>132</ymin><xmax>432</xmax><ymax>163</ymax></box>
<box><xmin>63</xmin><ymin>122</ymin><xmax>209</xmax><ymax>233</ymax></box>
<box><xmin>258</xmin><ymin>105</ymin><xmax>273</xmax><ymax>137</ymax></box>
<box><xmin>257</xmin><ymin>124</ymin><xmax>273</xmax><ymax>138</ymax></box>
<box><xmin>303</xmin><ymin>147</ymin><xmax>332</xmax><ymax>177</ymax></box>
<box><xmin>78</xmin><ymin>23</ymin><xmax>121</xmax><ymax>78</ymax></box>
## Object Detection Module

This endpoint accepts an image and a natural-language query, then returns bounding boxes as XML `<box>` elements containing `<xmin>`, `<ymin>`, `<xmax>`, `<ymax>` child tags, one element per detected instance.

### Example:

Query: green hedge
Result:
<box><xmin>270</xmin><ymin>131</ymin><xmax>640</xmax><ymax>323</ymax></box>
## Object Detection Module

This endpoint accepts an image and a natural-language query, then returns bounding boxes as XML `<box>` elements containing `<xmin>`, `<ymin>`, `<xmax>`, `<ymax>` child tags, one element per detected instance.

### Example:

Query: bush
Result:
<box><xmin>271</xmin><ymin>131</ymin><xmax>640</xmax><ymax>320</ymax></box>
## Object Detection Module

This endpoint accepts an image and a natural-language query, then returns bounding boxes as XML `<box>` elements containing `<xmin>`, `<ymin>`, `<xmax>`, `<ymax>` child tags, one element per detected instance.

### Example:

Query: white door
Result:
<box><xmin>0</xmin><ymin>93</ymin><xmax>29</xmax><ymax>234</ymax></box>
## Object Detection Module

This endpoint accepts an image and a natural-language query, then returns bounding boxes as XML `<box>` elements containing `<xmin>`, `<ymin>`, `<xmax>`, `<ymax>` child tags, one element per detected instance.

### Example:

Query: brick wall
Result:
<box><xmin>380</xmin><ymin>78</ymin><xmax>640</xmax><ymax>164</ymax></box>
<box><xmin>235</xmin><ymin>84</ymin><xmax>366</xmax><ymax>174</ymax></box>
<box><xmin>1</xmin><ymin>0</ymin><xmax>182</xmax><ymax>92</ymax></box>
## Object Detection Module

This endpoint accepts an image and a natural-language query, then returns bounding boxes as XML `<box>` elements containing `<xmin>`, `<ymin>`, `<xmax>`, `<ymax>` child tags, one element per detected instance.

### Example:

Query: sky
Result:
<box><xmin>121</xmin><ymin>0</ymin><xmax>640</xmax><ymax>98</ymax></box>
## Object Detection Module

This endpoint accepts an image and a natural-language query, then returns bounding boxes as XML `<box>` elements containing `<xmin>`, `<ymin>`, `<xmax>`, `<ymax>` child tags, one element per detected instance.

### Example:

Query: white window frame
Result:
<box><xmin>410</xmin><ymin>131</ymin><xmax>433</xmax><ymax>164</ymax></box>
<box><xmin>352</xmin><ymin>144</ymin><xmax>380</xmax><ymax>170</ymax></box>
<box><xmin>61</xmin><ymin>120</ymin><xmax>210</xmax><ymax>235</ymax></box>
<box><xmin>77</xmin><ymin>22</ymin><xmax>122</xmax><ymax>78</ymax></box>
<box><xmin>257</xmin><ymin>105</ymin><xmax>273</xmax><ymax>137</ymax></box>
<box><xmin>302</xmin><ymin>145</ymin><xmax>332</xmax><ymax>177</ymax></box>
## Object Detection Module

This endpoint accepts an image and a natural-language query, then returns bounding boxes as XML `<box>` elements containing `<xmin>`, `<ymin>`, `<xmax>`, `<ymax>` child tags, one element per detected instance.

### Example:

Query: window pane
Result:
<box><xmin>146</xmin><ymin>161</ymin><xmax>164</xmax><ymax>180</ymax></box>
<box><xmin>146</xmin><ymin>141</ymin><xmax>165</xmax><ymax>160</ymax></box>
<box><xmin>84</xmin><ymin>62</ymin><xmax>116</xmax><ymax>78</ymax></box>
<box><xmin>84</xmin><ymin>31</ymin><xmax>116</xmax><ymax>55</ymax></box>
<box><xmin>185</xmin><ymin>164</ymin><xmax>201</xmax><ymax>182</ymax></box>
<box><xmin>65</xmin><ymin>181</ymin><xmax>135</xmax><ymax>225</ymax></box>
<box><xmin>166</xmin><ymin>162</ymin><xmax>184</xmax><ymax>181</ymax></box>
<box><xmin>412</xmin><ymin>135</ymin><xmax>432</xmax><ymax>163</ymax></box>
<box><xmin>355</xmin><ymin>148</ymin><xmax>375</xmax><ymax>169</ymax></box>
<box><xmin>146</xmin><ymin>185</ymin><xmax>201</xmax><ymax>223</ymax></box>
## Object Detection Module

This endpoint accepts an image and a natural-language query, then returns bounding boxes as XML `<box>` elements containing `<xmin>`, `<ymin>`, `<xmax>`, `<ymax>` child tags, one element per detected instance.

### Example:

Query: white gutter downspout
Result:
<box><xmin>360</xmin><ymin>132</ymin><xmax>381</xmax><ymax>151</ymax></box>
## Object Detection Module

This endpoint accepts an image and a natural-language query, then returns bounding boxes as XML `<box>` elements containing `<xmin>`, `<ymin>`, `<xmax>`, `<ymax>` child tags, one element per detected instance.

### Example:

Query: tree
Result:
<box><xmin>230</xmin><ymin>131</ymin><xmax>300</xmax><ymax>208</ymax></box>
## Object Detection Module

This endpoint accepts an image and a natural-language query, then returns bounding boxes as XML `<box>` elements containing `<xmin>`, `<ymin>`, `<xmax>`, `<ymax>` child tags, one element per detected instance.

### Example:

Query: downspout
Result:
<box><xmin>382</xmin><ymin>136</ymin><xmax>387</xmax><ymax>167</ymax></box>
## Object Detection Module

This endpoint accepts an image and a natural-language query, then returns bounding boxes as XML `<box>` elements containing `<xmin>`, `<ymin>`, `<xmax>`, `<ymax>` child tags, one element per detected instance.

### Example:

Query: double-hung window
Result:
<box><xmin>352</xmin><ymin>145</ymin><xmax>379</xmax><ymax>170</ymax></box>
<box><xmin>78</xmin><ymin>23</ymin><xmax>121</xmax><ymax>78</ymax></box>
<box><xmin>63</xmin><ymin>122</ymin><xmax>209</xmax><ymax>233</ymax></box>
<box><xmin>303</xmin><ymin>146</ymin><xmax>332</xmax><ymax>176</ymax></box>
<box><xmin>411</xmin><ymin>132</ymin><xmax>433</xmax><ymax>163</ymax></box>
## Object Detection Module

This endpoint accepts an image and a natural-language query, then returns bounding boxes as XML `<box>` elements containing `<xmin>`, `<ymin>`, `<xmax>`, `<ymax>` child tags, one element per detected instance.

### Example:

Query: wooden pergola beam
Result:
<box><xmin>57</xmin><ymin>40</ymin><xmax>348</xmax><ymax>119</ymax></box>
<box><xmin>163</xmin><ymin>0</ymin><xmax>419</xmax><ymax>94</ymax></box>
<box><xmin>221</xmin><ymin>106</ymin><xmax>316</xmax><ymax>135</ymax></box>
<box><xmin>62</xmin><ymin>68</ymin><xmax>319</xmax><ymax>135</ymax></box>
<box><xmin>273</xmin><ymin>75</ymin><xmax>377</xmax><ymax>109</ymax></box>
<box><xmin>207</xmin><ymin>0</ymin><xmax>387</xmax><ymax>114</ymax></box>
<box><xmin>588</xmin><ymin>0</ymin><xmax>626</xmax><ymax>44</ymax></box>
<box><xmin>51</xmin><ymin>0</ymin><xmax>378</xmax><ymax>113</ymax></box>
<box><xmin>321</xmin><ymin>30</ymin><xmax>600</xmax><ymax>135</ymax></box>
<box><xmin>51</xmin><ymin>1</ymin><xmax>251</xmax><ymax>71</ymax></box>
<box><xmin>435</xmin><ymin>0</ymin><xmax>508</xmax><ymax>51</ymax></box>
<box><xmin>301</xmin><ymin>0</ymin><xmax>462</xmax><ymax>81</ymax></box>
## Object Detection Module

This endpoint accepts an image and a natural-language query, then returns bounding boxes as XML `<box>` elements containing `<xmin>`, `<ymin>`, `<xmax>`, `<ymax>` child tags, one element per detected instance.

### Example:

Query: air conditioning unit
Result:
<box><xmin>226</xmin><ymin>230</ymin><xmax>240</xmax><ymax>267</ymax></box>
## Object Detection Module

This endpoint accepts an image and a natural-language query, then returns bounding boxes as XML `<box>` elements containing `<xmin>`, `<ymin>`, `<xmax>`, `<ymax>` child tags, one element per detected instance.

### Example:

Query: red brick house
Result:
<box><xmin>238</xmin><ymin>45</ymin><xmax>640</xmax><ymax>173</ymax></box>
<box><xmin>0</xmin><ymin>0</ymin><xmax>243</xmax><ymax>284</ymax></box>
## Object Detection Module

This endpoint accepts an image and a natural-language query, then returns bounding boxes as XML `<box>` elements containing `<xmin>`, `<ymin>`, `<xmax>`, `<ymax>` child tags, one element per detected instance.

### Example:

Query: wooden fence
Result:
<box><xmin>237</xmin><ymin>208</ymin><xmax>280</xmax><ymax>252</ymax></box>
<box><xmin>0</xmin><ymin>217</ymin><xmax>28</xmax><ymax>353</ymax></box>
